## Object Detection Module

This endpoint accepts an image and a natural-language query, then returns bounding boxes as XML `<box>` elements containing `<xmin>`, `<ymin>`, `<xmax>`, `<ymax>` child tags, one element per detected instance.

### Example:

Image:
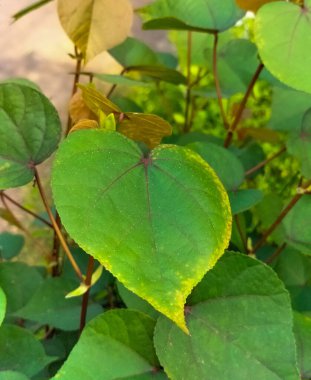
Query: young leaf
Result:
<box><xmin>0</xmin><ymin>83</ymin><xmax>61</xmax><ymax>190</ymax></box>
<box><xmin>69</xmin><ymin>91</ymin><xmax>96</xmax><ymax>124</ymax></box>
<box><xmin>255</xmin><ymin>0</ymin><xmax>311</xmax><ymax>94</ymax></box>
<box><xmin>236</xmin><ymin>0</ymin><xmax>279</xmax><ymax>13</ymax></box>
<box><xmin>0</xmin><ymin>288</ymin><xmax>6</xmax><ymax>326</ymax></box>
<box><xmin>139</xmin><ymin>0</ymin><xmax>244</xmax><ymax>32</ymax></box>
<box><xmin>52</xmin><ymin>130</ymin><xmax>232</xmax><ymax>332</ymax></box>
<box><xmin>53</xmin><ymin>310</ymin><xmax>167</xmax><ymax>379</ymax></box>
<box><xmin>57</xmin><ymin>0</ymin><xmax>133</xmax><ymax>63</ymax></box>
<box><xmin>65</xmin><ymin>265</ymin><xmax>103</xmax><ymax>298</ymax></box>
<box><xmin>0</xmin><ymin>325</ymin><xmax>55</xmax><ymax>377</ymax></box>
<box><xmin>287</xmin><ymin>108</ymin><xmax>311</xmax><ymax>179</ymax></box>
<box><xmin>154</xmin><ymin>252</ymin><xmax>299</xmax><ymax>380</ymax></box>
<box><xmin>118</xmin><ymin>113</ymin><xmax>172</xmax><ymax>149</ymax></box>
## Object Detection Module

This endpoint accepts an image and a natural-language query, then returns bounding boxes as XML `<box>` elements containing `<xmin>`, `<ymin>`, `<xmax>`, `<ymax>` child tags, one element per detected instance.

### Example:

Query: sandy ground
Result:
<box><xmin>0</xmin><ymin>0</ymin><xmax>168</xmax><ymax>233</ymax></box>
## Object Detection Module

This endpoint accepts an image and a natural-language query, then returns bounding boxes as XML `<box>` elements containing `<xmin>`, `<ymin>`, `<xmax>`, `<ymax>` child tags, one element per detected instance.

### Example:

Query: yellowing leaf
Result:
<box><xmin>78</xmin><ymin>84</ymin><xmax>121</xmax><ymax>115</ymax></box>
<box><xmin>236</xmin><ymin>0</ymin><xmax>279</xmax><ymax>12</ymax></box>
<box><xmin>70</xmin><ymin>119</ymin><xmax>99</xmax><ymax>133</ymax></box>
<box><xmin>79</xmin><ymin>84</ymin><xmax>173</xmax><ymax>148</ymax></box>
<box><xmin>66</xmin><ymin>265</ymin><xmax>103</xmax><ymax>298</ymax></box>
<box><xmin>69</xmin><ymin>91</ymin><xmax>97</xmax><ymax>124</ymax></box>
<box><xmin>57</xmin><ymin>0</ymin><xmax>133</xmax><ymax>62</ymax></box>
<box><xmin>99</xmin><ymin>112</ymin><xmax>116</xmax><ymax>131</ymax></box>
<box><xmin>119</xmin><ymin>113</ymin><xmax>172</xmax><ymax>149</ymax></box>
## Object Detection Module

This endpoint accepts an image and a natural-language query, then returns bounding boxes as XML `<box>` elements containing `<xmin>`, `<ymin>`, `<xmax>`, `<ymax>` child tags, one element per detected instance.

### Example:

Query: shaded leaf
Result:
<box><xmin>15</xmin><ymin>277</ymin><xmax>102</xmax><ymax>331</ymax></box>
<box><xmin>282</xmin><ymin>196</ymin><xmax>311</xmax><ymax>254</ymax></box>
<box><xmin>0</xmin><ymin>324</ymin><xmax>54</xmax><ymax>377</ymax></box>
<box><xmin>255</xmin><ymin>0</ymin><xmax>311</xmax><ymax>94</ymax></box>
<box><xmin>57</xmin><ymin>0</ymin><xmax>133</xmax><ymax>63</ymax></box>
<box><xmin>0</xmin><ymin>371</ymin><xmax>29</xmax><ymax>380</ymax></box>
<box><xmin>287</xmin><ymin>108</ymin><xmax>311</xmax><ymax>179</ymax></box>
<box><xmin>0</xmin><ymin>262</ymin><xmax>43</xmax><ymax>315</ymax></box>
<box><xmin>139</xmin><ymin>0</ymin><xmax>244</xmax><ymax>32</ymax></box>
<box><xmin>0</xmin><ymin>83</ymin><xmax>61</xmax><ymax>190</ymax></box>
<box><xmin>229</xmin><ymin>189</ymin><xmax>263</xmax><ymax>214</ymax></box>
<box><xmin>52</xmin><ymin>130</ymin><xmax>231</xmax><ymax>332</ymax></box>
<box><xmin>53</xmin><ymin>310</ymin><xmax>167</xmax><ymax>380</ymax></box>
<box><xmin>188</xmin><ymin>142</ymin><xmax>245</xmax><ymax>191</ymax></box>
<box><xmin>126</xmin><ymin>65</ymin><xmax>186</xmax><ymax>85</ymax></box>
<box><xmin>0</xmin><ymin>233</ymin><xmax>24</xmax><ymax>260</ymax></box>
<box><xmin>154</xmin><ymin>252</ymin><xmax>299</xmax><ymax>380</ymax></box>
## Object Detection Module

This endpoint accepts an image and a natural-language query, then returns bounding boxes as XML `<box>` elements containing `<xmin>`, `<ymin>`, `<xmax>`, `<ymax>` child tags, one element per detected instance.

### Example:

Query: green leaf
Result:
<box><xmin>12</xmin><ymin>0</ymin><xmax>53</xmax><ymax>21</ymax></box>
<box><xmin>0</xmin><ymin>78</ymin><xmax>40</xmax><ymax>91</ymax></box>
<box><xmin>228</xmin><ymin>189</ymin><xmax>263</xmax><ymax>214</ymax></box>
<box><xmin>255</xmin><ymin>0</ymin><xmax>311</xmax><ymax>94</ymax></box>
<box><xmin>154</xmin><ymin>252</ymin><xmax>299</xmax><ymax>380</ymax></box>
<box><xmin>53</xmin><ymin>310</ymin><xmax>167</xmax><ymax>380</ymax></box>
<box><xmin>188</xmin><ymin>142</ymin><xmax>245</xmax><ymax>191</ymax></box>
<box><xmin>126</xmin><ymin>66</ymin><xmax>186</xmax><ymax>85</ymax></box>
<box><xmin>0</xmin><ymin>262</ymin><xmax>43</xmax><ymax>315</ymax></box>
<box><xmin>0</xmin><ymin>288</ymin><xmax>6</xmax><ymax>326</ymax></box>
<box><xmin>139</xmin><ymin>0</ymin><xmax>244</xmax><ymax>32</ymax></box>
<box><xmin>274</xmin><ymin>248</ymin><xmax>311</xmax><ymax>313</ymax></box>
<box><xmin>15</xmin><ymin>277</ymin><xmax>102</xmax><ymax>331</ymax></box>
<box><xmin>65</xmin><ymin>265</ymin><xmax>103</xmax><ymax>298</ymax></box>
<box><xmin>0</xmin><ymin>83</ymin><xmax>61</xmax><ymax>190</ymax></box>
<box><xmin>0</xmin><ymin>371</ymin><xmax>29</xmax><ymax>380</ymax></box>
<box><xmin>0</xmin><ymin>233</ymin><xmax>24</xmax><ymax>260</ymax></box>
<box><xmin>109</xmin><ymin>37</ymin><xmax>160</xmax><ymax>67</ymax></box>
<box><xmin>282</xmin><ymin>196</ymin><xmax>311</xmax><ymax>254</ymax></box>
<box><xmin>117</xmin><ymin>282</ymin><xmax>159</xmax><ymax>320</ymax></box>
<box><xmin>0</xmin><ymin>324</ymin><xmax>54</xmax><ymax>377</ymax></box>
<box><xmin>287</xmin><ymin>108</ymin><xmax>311</xmax><ymax>179</ymax></box>
<box><xmin>270</xmin><ymin>86</ymin><xmax>311</xmax><ymax>133</ymax></box>
<box><xmin>52</xmin><ymin>130</ymin><xmax>231</xmax><ymax>332</ymax></box>
<box><xmin>294</xmin><ymin>312</ymin><xmax>311</xmax><ymax>378</ymax></box>
<box><xmin>57</xmin><ymin>0</ymin><xmax>133</xmax><ymax>63</ymax></box>
<box><xmin>93</xmin><ymin>74</ymin><xmax>149</xmax><ymax>87</ymax></box>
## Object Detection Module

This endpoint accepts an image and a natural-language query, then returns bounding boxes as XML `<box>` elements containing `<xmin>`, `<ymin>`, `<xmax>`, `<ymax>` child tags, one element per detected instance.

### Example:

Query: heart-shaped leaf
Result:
<box><xmin>52</xmin><ymin>130</ymin><xmax>231</xmax><ymax>331</ymax></box>
<box><xmin>53</xmin><ymin>310</ymin><xmax>168</xmax><ymax>380</ymax></box>
<box><xmin>0</xmin><ymin>83</ymin><xmax>61</xmax><ymax>190</ymax></box>
<box><xmin>255</xmin><ymin>0</ymin><xmax>311</xmax><ymax>94</ymax></box>
<box><xmin>57</xmin><ymin>0</ymin><xmax>133</xmax><ymax>63</ymax></box>
<box><xmin>154</xmin><ymin>252</ymin><xmax>299</xmax><ymax>380</ymax></box>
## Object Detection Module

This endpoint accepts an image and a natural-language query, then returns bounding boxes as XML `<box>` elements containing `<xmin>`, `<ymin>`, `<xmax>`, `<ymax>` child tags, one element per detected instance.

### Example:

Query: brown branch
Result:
<box><xmin>252</xmin><ymin>180</ymin><xmax>311</xmax><ymax>253</ymax></box>
<box><xmin>224</xmin><ymin>63</ymin><xmax>264</xmax><ymax>148</ymax></box>
<box><xmin>265</xmin><ymin>243</ymin><xmax>287</xmax><ymax>264</ymax></box>
<box><xmin>1</xmin><ymin>191</ymin><xmax>53</xmax><ymax>228</ymax></box>
<box><xmin>34</xmin><ymin>168</ymin><xmax>83</xmax><ymax>282</ymax></box>
<box><xmin>234</xmin><ymin>215</ymin><xmax>248</xmax><ymax>253</ymax></box>
<box><xmin>79</xmin><ymin>256</ymin><xmax>95</xmax><ymax>334</ymax></box>
<box><xmin>245</xmin><ymin>146</ymin><xmax>286</xmax><ymax>176</ymax></box>
<box><xmin>213</xmin><ymin>32</ymin><xmax>229</xmax><ymax>130</ymax></box>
